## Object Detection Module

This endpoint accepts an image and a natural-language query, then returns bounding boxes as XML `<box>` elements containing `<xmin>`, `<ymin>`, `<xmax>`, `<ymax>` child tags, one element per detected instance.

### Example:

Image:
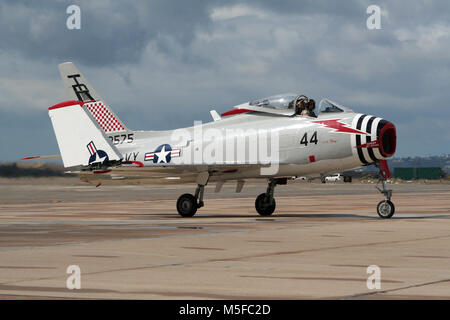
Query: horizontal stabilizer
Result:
<box><xmin>22</xmin><ymin>155</ymin><xmax>62</xmax><ymax>160</ymax></box>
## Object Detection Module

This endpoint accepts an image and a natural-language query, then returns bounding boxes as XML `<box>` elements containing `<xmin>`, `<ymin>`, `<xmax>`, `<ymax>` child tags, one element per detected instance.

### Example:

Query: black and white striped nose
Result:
<box><xmin>353</xmin><ymin>114</ymin><xmax>397</xmax><ymax>165</ymax></box>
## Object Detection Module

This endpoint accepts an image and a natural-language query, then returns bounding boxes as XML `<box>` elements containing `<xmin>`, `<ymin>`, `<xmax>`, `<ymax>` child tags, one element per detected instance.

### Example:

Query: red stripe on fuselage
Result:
<box><xmin>221</xmin><ymin>109</ymin><xmax>252</xmax><ymax>117</ymax></box>
<box><xmin>312</xmin><ymin>119</ymin><xmax>367</xmax><ymax>135</ymax></box>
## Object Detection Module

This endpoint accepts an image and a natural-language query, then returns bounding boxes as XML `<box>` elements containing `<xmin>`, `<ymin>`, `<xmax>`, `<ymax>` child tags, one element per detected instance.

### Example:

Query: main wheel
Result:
<box><xmin>177</xmin><ymin>193</ymin><xmax>198</xmax><ymax>217</ymax></box>
<box><xmin>377</xmin><ymin>200</ymin><xmax>395</xmax><ymax>219</ymax></box>
<box><xmin>255</xmin><ymin>193</ymin><xmax>276</xmax><ymax>216</ymax></box>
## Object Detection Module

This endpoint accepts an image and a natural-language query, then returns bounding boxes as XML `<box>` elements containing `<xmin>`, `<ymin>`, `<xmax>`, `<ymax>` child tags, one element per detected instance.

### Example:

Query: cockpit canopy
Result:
<box><xmin>249</xmin><ymin>93</ymin><xmax>298</xmax><ymax>110</ymax></box>
<box><xmin>246</xmin><ymin>93</ymin><xmax>353</xmax><ymax>116</ymax></box>
<box><xmin>318</xmin><ymin>99</ymin><xmax>354</xmax><ymax>114</ymax></box>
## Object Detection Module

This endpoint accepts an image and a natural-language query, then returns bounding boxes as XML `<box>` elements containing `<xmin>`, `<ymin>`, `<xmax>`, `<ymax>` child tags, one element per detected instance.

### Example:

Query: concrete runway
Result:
<box><xmin>0</xmin><ymin>178</ymin><xmax>449</xmax><ymax>299</ymax></box>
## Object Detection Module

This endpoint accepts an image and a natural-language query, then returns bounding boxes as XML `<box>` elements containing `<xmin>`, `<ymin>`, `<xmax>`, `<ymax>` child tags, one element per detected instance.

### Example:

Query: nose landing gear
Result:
<box><xmin>375</xmin><ymin>160</ymin><xmax>395</xmax><ymax>219</ymax></box>
<box><xmin>376</xmin><ymin>179</ymin><xmax>395</xmax><ymax>218</ymax></box>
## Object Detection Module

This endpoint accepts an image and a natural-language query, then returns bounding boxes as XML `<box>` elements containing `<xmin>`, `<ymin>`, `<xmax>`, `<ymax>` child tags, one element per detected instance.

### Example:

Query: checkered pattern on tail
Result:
<box><xmin>84</xmin><ymin>101</ymin><xmax>126</xmax><ymax>133</ymax></box>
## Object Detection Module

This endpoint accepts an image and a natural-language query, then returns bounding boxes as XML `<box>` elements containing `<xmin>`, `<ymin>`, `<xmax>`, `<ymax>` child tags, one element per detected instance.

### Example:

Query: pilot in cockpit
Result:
<box><xmin>307</xmin><ymin>99</ymin><xmax>317</xmax><ymax>118</ymax></box>
<box><xmin>295</xmin><ymin>99</ymin><xmax>317</xmax><ymax>117</ymax></box>
<box><xmin>295</xmin><ymin>98</ymin><xmax>307</xmax><ymax>116</ymax></box>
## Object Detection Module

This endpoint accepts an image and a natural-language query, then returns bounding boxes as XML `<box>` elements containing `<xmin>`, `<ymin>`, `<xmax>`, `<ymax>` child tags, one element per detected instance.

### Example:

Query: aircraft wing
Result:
<box><xmin>77</xmin><ymin>163</ymin><xmax>277</xmax><ymax>185</ymax></box>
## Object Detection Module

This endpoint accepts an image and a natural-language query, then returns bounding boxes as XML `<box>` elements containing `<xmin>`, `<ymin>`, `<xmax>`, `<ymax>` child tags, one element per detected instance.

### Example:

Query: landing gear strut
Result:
<box><xmin>375</xmin><ymin>161</ymin><xmax>395</xmax><ymax>219</ymax></box>
<box><xmin>255</xmin><ymin>178</ymin><xmax>285</xmax><ymax>216</ymax></box>
<box><xmin>177</xmin><ymin>172</ymin><xmax>209</xmax><ymax>217</ymax></box>
<box><xmin>176</xmin><ymin>184</ymin><xmax>205</xmax><ymax>217</ymax></box>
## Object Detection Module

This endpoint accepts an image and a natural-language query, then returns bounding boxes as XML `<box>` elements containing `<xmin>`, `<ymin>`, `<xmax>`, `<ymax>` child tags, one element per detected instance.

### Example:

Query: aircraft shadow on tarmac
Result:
<box><xmin>154</xmin><ymin>213</ymin><xmax>450</xmax><ymax>220</ymax></box>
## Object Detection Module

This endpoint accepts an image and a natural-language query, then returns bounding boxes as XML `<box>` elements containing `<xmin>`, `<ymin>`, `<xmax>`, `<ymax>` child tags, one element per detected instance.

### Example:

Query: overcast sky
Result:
<box><xmin>0</xmin><ymin>0</ymin><xmax>449</xmax><ymax>161</ymax></box>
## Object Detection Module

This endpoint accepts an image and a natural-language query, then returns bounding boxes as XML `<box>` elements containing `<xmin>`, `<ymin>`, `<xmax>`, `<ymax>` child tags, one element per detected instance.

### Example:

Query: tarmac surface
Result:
<box><xmin>0</xmin><ymin>178</ymin><xmax>449</xmax><ymax>299</ymax></box>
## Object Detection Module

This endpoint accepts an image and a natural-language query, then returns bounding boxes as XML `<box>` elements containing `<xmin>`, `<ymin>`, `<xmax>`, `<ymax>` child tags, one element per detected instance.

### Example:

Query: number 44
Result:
<box><xmin>300</xmin><ymin>131</ymin><xmax>318</xmax><ymax>146</ymax></box>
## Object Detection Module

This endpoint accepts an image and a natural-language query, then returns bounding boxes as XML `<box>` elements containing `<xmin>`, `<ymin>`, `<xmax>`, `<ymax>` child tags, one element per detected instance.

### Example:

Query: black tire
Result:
<box><xmin>255</xmin><ymin>193</ymin><xmax>276</xmax><ymax>216</ymax></box>
<box><xmin>377</xmin><ymin>200</ymin><xmax>395</xmax><ymax>219</ymax></box>
<box><xmin>177</xmin><ymin>193</ymin><xmax>197</xmax><ymax>217</ymax></box>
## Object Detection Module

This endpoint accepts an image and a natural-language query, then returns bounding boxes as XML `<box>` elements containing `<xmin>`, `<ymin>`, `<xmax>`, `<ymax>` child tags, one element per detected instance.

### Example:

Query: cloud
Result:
<box><xmin>0</xmin><ymin>0</ymin><xmax>212</xmax><ymax>66</ymax></box>
<box><xmin>210</xmin><ymin>4</ymin><xmax>269</xmax><ymax>20</ymax></box>
<box><xmin>395</xmin><ymin>23</ymin><xmax>450</xmax><ymax>53</ymax></box>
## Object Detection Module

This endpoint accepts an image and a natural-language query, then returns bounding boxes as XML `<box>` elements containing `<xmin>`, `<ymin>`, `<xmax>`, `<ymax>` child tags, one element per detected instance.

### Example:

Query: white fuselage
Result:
<box><xmin>108</xmin><ymin>111</ymin><xmax>390</xmax><ymax>182</ymax></box>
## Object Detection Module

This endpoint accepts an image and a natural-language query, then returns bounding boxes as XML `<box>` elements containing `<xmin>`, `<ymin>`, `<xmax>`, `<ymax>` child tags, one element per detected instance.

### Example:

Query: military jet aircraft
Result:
<box><xmin>25</xmin><ymin>62</ymin><xmax>397</xmax><ymax>218</ymax></box>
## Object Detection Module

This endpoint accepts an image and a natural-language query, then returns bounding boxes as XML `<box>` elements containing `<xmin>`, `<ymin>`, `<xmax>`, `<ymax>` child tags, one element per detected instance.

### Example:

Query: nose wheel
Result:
<box><xmin>377</xmin><ymin>199</ymin><xmax>395</xmax><ymax>219</ymax></box>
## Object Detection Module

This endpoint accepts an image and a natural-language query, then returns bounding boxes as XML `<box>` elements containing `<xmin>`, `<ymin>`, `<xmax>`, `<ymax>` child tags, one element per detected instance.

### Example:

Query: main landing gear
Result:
<box><xmin>255</xmin><ymin>178</ymin><xmax>286</xmax><ymax>216</ymax></box>
<box><xmin>375</xmin><ymin>160</ymin><xmax>395</xmax><ymax>219</ymax></box>
<box><xmin>176</xmin><ymin>172</ymin><xmax>209</xmax><ymax>217</ymax></box>
<box><xmin>176</xmin><ymin>177</ymin><xmax>287</xmax><ymax>217</ymax></box>
<box><xmin>176</xmin><ymin>184</ymin><xmax>205</xmax><ymax>217</ymax></box>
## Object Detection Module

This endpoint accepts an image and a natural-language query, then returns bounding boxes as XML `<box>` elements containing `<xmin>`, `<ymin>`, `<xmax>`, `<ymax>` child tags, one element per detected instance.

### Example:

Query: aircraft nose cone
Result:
<box><xmin>377</xmin><ymin>120</ymin><xmax>397</xmax><ymax>158</ymax></box>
